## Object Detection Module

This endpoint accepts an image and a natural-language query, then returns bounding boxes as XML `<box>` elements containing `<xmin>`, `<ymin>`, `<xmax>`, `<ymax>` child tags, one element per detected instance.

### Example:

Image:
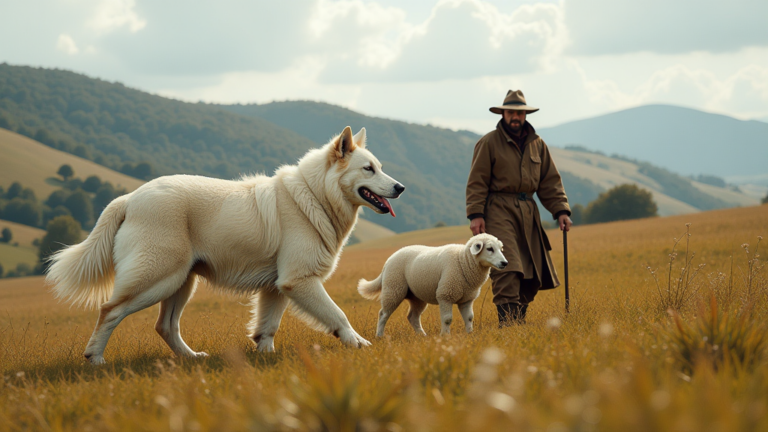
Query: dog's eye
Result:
<box><xmin>364</xmin><ymin>166</ymin><xmax>374</xmax><ymax>172</ymax></box>
<box><xmin>487</xmin><ymin>248</ymin><xmax>494</xmax><ymax>253</ymax></box>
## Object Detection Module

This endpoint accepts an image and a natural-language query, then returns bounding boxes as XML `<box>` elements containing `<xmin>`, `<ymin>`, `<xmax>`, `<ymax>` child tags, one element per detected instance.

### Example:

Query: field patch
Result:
<box><xmin>1</xmin><ymin>205</ymin><xmax>767</xmax><ymax>431</ymax></box>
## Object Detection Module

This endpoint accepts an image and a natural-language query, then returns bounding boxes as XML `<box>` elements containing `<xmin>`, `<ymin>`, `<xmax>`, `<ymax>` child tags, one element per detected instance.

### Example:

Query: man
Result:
<box><xmin>466</xmin><ymin>90</ymin><xmax>572</xmax><ymax>326</ymax></box>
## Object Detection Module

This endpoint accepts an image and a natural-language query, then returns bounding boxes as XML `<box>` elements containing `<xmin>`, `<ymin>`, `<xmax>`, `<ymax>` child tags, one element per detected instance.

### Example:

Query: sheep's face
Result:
<box><xmin>469</xmin><ymin>234</ymin><xmax>508</xmax><ymax>270</ymax></box>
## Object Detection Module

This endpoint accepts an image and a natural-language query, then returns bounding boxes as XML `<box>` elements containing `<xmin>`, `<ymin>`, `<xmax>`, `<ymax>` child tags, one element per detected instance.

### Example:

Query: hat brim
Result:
<box><xmin>490</xmin><ymin>105</ymin><xmax>539</xmax><ymax>114</ymax></box>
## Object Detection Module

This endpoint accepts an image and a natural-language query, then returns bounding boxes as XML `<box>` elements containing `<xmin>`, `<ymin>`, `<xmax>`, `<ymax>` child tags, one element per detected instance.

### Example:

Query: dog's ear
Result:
<box><xmin>471</xmin><ymin>240</ymin><xmax>484</xmax><ymax>255</ymax></box>
<box><xmin>333</xmin><ymin>126</ymin><xmax>357</xmax><ymax>160</ymax></box>
<box><xmin>353</xmin><ymin>127</ymin><xmax>367</xmax><ymax>149</ymax></box>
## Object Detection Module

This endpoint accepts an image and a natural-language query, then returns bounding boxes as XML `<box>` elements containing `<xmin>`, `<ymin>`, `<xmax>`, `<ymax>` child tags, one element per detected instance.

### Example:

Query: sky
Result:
<box><xmin>1</xmin><ymin>0</ymin><xmax>767</xmax><ymax>133</ymax></box>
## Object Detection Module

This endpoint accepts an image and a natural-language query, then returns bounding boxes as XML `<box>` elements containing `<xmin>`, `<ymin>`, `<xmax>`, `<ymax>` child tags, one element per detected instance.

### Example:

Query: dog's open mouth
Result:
<box><xmin>359</xmin><ymin>187</ymin><xmax>396</xmax><ymax>217</ymax></box>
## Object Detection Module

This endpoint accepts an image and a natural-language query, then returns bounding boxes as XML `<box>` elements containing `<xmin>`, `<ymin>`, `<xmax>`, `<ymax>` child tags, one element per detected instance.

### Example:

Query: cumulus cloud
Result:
<box><xmin>318</xmin><ymin>0</ymin><xmax>567</xmax><ymax>82</ymax></box>
<box><xmin>575</xmin><ymin>63</ymin><xmax>768</xmax><ymax>121</ymax></box>
<box><xmin>565</xmin><ymin>0</ymin><xmax>768</xmax><ymax>55</ymax></box>
<box><xmin>88</xmin><ymin>0</ymin><xmax>147</xmax><ymax>34</ymax></box>
<box><xmin>56</xmin><ymin>34</ymin><xmax>80</xmax><ymax>55</ymax></box>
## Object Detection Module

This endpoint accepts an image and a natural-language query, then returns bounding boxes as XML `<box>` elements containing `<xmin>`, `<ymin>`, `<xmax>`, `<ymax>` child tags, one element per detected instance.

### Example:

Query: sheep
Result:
<box><xmin>358</xmin><ymin>233</ymin><xmax>507</xmax><ymax>336</ymax></box>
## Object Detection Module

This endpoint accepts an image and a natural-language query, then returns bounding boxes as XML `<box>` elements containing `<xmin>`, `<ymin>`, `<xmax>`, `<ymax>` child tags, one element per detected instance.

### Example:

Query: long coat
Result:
<box><xmin>466</xmin><ymin>121</ymin><xmax>570</xmax><ymax>290</ymax></box>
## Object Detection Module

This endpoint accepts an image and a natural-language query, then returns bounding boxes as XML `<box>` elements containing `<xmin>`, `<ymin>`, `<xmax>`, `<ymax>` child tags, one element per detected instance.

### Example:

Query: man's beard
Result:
<box><xmin>507</xmin><ymin>119</ymin><xmax>522</xmax><ymax>133</ymax></box>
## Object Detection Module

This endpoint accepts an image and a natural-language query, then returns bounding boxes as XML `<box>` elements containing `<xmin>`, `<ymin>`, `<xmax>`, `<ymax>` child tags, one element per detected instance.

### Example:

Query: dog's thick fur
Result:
<box><xmin>358</xmin><ymin>233</ymin><xmax>507</xmax><ymax>336</ymax></box>
<box><xmin>46</xmin><ymin>126</ymin><xmax>404</xmax><ymax>364</ymax></box>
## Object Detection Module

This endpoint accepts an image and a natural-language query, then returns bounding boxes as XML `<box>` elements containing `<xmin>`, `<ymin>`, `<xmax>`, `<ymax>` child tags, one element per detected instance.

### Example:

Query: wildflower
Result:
<box><xmin>546</xmin><ymin>317</ymin><xmax>561</xmax><ymax>329</ymax></box>
<box><xmin>486</xmin><ymin>392</ymin><xmax>515</xmax><ymax>412</ymax></box>
<box><xmin>598</xmin><ymin>323</ymin><xmax>614</xmax><ymax>337</ymax></box>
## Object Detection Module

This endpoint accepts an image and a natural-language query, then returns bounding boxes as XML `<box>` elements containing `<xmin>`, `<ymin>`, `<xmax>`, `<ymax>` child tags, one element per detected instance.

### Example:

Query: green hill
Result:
<box><xmin>538</xmin><ymin>104</ymin><xmax>768</xmax><ymax>178</ymax></box>
<box><xmin>0</xmin><ymin>64</ymin><xmax>758</xmax><ymax>233</ymax></box>
<box><xmin>0</xmin><ymin>65</ymin><xmax>461</xmax><ymax>232</ymax></box>
<box><xmin>0</xmin><ymin>128</ymin><xmax>144</xmax><ymax>199</ymax></box>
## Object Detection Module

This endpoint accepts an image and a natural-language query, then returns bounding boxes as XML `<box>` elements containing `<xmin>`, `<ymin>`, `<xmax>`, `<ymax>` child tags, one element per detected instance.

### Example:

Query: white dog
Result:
<box><xmin>358</xmin><ymin>233</ymin><xmax>507</xmax><ymax>336</ymax></box>
<box><xmin>46</xmin><ymin>126</ymin><xmax>404</xmax><ymax>364</ymax></box>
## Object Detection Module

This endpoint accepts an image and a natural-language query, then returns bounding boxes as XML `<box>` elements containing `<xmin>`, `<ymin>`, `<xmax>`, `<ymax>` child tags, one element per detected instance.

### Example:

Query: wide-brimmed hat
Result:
<box><xmin>489</xmin><ymin>90</ymin><xmax>539</xmax><ymax>114</ymax></box>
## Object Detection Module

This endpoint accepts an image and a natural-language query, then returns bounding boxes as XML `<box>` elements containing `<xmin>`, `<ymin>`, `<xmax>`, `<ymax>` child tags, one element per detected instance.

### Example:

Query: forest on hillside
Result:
<box><xmin>0</xmin><ymin>64</ymin><xmax>742</xmax><ymax>232</ymax></box>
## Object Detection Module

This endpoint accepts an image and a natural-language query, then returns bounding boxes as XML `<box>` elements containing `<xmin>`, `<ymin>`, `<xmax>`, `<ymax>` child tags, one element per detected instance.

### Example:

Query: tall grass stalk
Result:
<box><xmin>646</xmin><ymin>224</ymin><xmax>705</xmax><ymax>312</ymax></box>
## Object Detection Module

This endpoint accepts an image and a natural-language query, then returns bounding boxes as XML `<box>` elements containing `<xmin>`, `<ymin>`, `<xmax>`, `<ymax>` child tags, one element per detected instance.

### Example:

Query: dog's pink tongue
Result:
<box><xmin>381</xmin><ymin>198</ymin><xmax>396</xmax><ymax>217</ymax></box>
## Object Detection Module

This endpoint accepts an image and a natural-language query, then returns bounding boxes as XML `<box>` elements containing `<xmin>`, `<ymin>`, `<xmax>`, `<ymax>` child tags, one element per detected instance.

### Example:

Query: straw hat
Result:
<box><xmin>489</xmin><ymin>90</ymin><xmax>539</xmax><ymax>114</ymax></box>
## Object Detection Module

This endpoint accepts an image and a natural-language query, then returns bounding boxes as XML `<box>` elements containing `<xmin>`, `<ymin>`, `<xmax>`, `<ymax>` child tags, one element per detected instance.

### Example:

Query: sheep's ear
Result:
<box><xmin>471</xmin><ymin>240</ymin><xmax>484</xmax><ymax>255</ymax></box>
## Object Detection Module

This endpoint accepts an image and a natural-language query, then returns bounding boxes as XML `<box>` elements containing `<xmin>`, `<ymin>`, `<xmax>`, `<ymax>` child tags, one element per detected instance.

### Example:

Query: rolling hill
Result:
<box><xmin>0</xmin><ymin>128</ymin><xmax>144</xmax><ymax>199</ymax></box>
<box><xmin>222</xmin><ymin>100</ymin><xmax>759</xmax><ymax>217</ymax></box>
<box><xmin>0</xmin><ymin>65</ymin><xmax>761</xmax><ymax>233</ymax></box>
<box><xmin>538</xmin><ymin>104</ymin><xmax>768</xmax><ymax>178</ymax></box>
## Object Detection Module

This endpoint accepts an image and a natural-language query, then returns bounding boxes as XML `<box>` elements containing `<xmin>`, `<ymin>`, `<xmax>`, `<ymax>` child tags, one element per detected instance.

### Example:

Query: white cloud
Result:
<box><xmin>564</xmin><ymin>0</ymin><xmax>768</xmax><ymax>55</ymax></box>
<box><xmin>318</xmin><ymin>0</ymin><xmax>567</xmax><ymax>82</ymax></box>
<box><xmin>88</xmin><ymin>0</ymin><xmax>147</xmax><ymax>34</ymax></box>
<box><xmin>56</xmin><ymin>34</ymin><xmax>80</xmax><ymax>55</ymax></box>
<box><xmin>573</xmin><ymin>62</ymin><xmax>768</xmax><ymax>121</ymax></box>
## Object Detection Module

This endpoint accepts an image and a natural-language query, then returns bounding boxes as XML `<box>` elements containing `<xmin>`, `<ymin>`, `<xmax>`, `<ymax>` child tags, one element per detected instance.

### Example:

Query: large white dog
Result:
<box><xmin>46</xmin><ymin>126</ymin><xmax>404</xmax><ymax>364</ymax></box>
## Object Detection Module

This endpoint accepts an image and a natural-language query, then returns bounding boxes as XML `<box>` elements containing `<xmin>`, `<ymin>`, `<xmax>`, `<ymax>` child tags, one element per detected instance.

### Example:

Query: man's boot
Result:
<box><xmin>497</xmin><ymin>303</ymin><xmax>525</xmax><ymax>327</ymax></box>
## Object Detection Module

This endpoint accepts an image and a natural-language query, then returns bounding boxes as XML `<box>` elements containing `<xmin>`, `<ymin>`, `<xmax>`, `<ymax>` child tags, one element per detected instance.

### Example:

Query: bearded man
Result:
<box><xmin>466</xmin><ymin>90</ymin><xmax>572</xmax><ymax>326</ymax></box>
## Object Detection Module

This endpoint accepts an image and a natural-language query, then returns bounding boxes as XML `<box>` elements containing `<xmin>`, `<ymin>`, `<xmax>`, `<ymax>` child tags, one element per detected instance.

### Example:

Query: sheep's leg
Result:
<box><xmin>406</xmin><ymin>297</ymin><xmax>428</xmax><ymax>336</ymax></box>
<box><xmin>437</xmin><ymin>300</ymin><xmax>453</xmax><ymax>335</ymax></box>
<box><xmin>458</xmin><ymin>300</ymin><xmax>475</xmax><ymax>333</ymax></box>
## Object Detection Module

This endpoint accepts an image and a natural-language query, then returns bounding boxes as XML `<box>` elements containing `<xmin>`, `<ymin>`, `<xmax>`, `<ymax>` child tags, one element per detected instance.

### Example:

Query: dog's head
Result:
<box><xmin>329</xmin><ymin>126</ymin><xmax>405</xmax><ymax>217</ymax></box>
<box><xmin>468</xmin><ymin>234</ymin><xmax>507</xmax><ymax>270</ymax></box>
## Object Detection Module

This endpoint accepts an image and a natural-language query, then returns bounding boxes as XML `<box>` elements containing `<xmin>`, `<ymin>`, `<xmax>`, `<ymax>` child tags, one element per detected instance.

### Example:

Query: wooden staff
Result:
<box><xmin>563</xmin><ymin>229</ymin><xmax>570</xmax><ymax>313</ymax></box>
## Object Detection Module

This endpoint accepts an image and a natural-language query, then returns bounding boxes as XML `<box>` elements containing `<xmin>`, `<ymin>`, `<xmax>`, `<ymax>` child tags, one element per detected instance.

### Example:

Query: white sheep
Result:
<box><xmin>358</xmin><ymin>233</ymin><xmax>507</xmax><ymax>336</ymax></box>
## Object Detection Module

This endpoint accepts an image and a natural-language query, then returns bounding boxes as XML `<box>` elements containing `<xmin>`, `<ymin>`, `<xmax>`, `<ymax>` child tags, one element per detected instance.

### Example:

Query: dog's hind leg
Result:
<box><xmin>155</xmin><ymin>273</ymin><xmax>207</xmax><ymax>358</ymax></box>
<box><xmin>84</xmin><ymin>267</ymin><xmax>191</xmax><ymax>365</ymax></box>
<box><xmin>248</xmin><ymin>287</ymin><xmax>289</xmax><ymax>353</ymax></box>
<box><xmin>405</xmin><ymin>297</ymin><xmax>428</xmax><ymax>336</ymax></box>
<box><xmin>279</xmin><ymin>277</ymin><xmax>370</xmax><ymax>348</ymax></box>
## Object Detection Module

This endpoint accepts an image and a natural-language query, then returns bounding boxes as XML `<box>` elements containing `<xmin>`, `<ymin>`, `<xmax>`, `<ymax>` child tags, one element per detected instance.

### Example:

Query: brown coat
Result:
<box><xmin>466</xmin><ymin>122</ymin><xmax>570</xmax><ymax>289</ymax></box>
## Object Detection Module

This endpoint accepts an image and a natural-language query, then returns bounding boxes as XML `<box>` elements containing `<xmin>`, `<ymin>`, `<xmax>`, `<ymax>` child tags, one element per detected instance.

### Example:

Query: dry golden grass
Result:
<box><xmin>1</xmin><ymin>205</ymin><xmax>767</xmax><ymax>431</ymax></box>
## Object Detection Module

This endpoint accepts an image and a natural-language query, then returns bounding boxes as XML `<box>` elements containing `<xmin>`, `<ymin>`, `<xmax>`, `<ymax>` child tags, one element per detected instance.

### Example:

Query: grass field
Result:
<box><xmin>1</xmin><ymin>205</ymin><xmax>766</xmax><ymax>431</ymax></box>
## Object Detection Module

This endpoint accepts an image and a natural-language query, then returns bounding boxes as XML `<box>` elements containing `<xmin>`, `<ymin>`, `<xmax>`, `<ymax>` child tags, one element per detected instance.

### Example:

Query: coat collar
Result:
<box><xmin>497</xmin><ymin>120</ymin><xmax>538</xmax><ymax>148</ymax></box>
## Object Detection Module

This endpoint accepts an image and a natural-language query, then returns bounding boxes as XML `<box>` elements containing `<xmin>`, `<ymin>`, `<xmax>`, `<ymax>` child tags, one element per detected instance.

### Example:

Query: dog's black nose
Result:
<box><xmin>499</xmin><ymin>261</ymin><xmax>508</xmax><ymax>269</ymax></box>
<box><xmin>394</xmin><ymin>183</ymin><xmax>405</xmax><ymax>195</ymax></box>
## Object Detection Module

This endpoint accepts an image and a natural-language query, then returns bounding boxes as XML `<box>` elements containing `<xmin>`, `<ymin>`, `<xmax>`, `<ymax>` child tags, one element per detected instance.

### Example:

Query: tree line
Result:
<box><xmin>0</xmin><ymin>165</ymin><xmax>126</xmax><ymax>231</ymax></box>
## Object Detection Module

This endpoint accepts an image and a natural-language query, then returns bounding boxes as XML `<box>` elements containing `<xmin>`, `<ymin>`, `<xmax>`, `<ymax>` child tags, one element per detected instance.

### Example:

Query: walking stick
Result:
<box><xmin>563</xmin><ymin>229</ymin><xmax>570</xmax><ymax>313</ymax></box>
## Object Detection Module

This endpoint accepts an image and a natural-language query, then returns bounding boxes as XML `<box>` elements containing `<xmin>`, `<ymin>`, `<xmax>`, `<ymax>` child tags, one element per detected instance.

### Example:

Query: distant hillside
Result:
<box><xmin>0</xmin><ymin>128</ymin><xmax>144</xmax><ymax>199</ymax></box>
<box><xmin>1</xmin><ymin>65</ymin><xmax>758</xmax><ymax>233</ymax></box>
<box><xmin>221</xmin><ymin>101</ymin><xmax>758</xmax><ymax>217</ymax></box>
<box><xmin>0</xmin><ymin>64</ymin><xmax>317</xmax><ymax>179</ymax></box>
<box><xmin>0</xmin><ymin>65</ymin><xmax>464</xmax><ymax>232</ymax></box>
<box><xmin>538</xmin><ymin>104</ymin><xmax>768</xmax><ymax>178</ymax></box>
<box><xmin>220</xmin><ymin>101</ymin><xmax>477</xmax><ymax>230</ymax></box>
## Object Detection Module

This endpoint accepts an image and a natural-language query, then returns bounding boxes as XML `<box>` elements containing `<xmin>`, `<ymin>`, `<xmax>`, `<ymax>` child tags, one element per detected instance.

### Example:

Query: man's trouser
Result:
<box><xmin>491</xmin><ymin>271</ymin><xmax>539</xmax><ymax>306</ymax></box>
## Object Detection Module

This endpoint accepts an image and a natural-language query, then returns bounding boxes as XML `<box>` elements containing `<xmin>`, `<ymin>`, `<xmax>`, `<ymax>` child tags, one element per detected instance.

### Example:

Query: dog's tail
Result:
<box><xmin>357</xmin><ymin>274</ymin><xmax>383</xmax><ymax>300</ymax></box>
<box><xmin>46</xmin><ymin>195</ymin><xmax>129</xmax><ymax>309</ymax></box>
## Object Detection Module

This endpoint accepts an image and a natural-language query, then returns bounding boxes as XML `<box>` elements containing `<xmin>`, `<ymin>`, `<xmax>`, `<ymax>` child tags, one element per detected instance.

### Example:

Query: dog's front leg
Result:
<box><xmin>279</xmin><ymin>277</ymin><xmax>371</xmax><ymax>348</ymax></box>
<box><xmin>458</xmin><ymin>300</ymin><xmax>474</xmax><ymax>333</ymax></box>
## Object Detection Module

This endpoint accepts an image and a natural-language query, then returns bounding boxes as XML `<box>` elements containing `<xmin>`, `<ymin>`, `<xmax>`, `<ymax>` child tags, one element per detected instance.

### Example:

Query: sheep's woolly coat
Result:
<box><xmin>359</xmin><ymin>233</ymin><xmax>506</xmax><ymax>335</ymax></box>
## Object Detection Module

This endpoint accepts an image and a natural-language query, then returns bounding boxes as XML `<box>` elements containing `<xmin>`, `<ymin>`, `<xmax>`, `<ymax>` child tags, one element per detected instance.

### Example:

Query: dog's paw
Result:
<box><xmin>337</xmin><ymin>328</ymin><xmax>371</xmax><ymax>348</ymax></box>
<box><xmin>256</xmin><ymin>343</ymin><xmax>275</xmax><ymax>353</ymax></box>
<box><xmin>86</xmin><ymin>355</ymin><xmax>106</xmax><ymax>366</ymax></box>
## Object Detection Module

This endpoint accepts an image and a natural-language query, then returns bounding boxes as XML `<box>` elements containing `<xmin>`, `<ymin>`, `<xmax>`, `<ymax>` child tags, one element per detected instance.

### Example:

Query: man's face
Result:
<box><xmin>502</xmin><ymin>109</ymin><xmax>526</xmax><ymax>133</ymax></box>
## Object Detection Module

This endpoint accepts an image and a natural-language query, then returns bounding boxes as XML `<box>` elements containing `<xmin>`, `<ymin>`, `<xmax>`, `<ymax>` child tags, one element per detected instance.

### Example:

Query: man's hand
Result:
<box><xmin>558</xmin><ymin>214</ymin><xmax>572</xmax><ymax>232</ymax></box>
<box><xmin>470</xmin><ymin>217</ymin><xmax>486</xmax><ymax>235</ymax></box>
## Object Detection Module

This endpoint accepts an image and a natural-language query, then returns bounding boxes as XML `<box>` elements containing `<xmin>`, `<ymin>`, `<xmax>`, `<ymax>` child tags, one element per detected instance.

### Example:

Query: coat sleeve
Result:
<box><xmin>466</xmin><ymin>137</ymin><xmax>493</xmax><ymax>217</ymax></box>
<box><xmin>537</xmin><ymin>141</ymin><xmax>571</xmax><ymax>218</ymax></box>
